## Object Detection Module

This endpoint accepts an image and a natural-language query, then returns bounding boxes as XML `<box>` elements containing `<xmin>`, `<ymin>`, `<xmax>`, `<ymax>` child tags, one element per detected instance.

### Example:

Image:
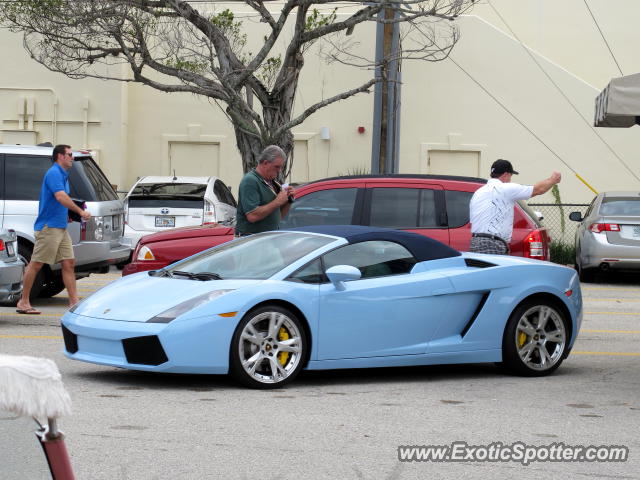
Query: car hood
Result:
<box><xmin>73</xmin><ymin>272</ymin><xmax>259</xmax><ymax>322</ymax></box>
<box><xmin>140</xmin><ymin>224</ymin><xmax>234</xmax><ymax>245</ymax></box>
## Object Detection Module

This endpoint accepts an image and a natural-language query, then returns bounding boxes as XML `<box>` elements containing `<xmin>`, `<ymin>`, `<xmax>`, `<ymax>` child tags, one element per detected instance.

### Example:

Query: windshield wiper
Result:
<box><xmin>171</xmin><ymin>270</ymin><xmax>222</xmax><ymax>281</ymax></box>
<box><xmin>148</xmin><ymin>269</ymin><xmax>172</xmax><ymax>278</ymax></box>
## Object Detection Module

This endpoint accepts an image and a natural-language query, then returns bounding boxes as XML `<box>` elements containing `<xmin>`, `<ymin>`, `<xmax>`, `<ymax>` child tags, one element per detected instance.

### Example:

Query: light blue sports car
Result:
<box><xmin>61</xmin><ymin>225</ymin><xmax>583</xmax><ymax>388</ymax></box>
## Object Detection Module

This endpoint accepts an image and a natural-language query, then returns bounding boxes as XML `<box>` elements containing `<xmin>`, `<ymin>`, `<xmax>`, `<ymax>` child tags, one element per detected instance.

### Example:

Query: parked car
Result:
<box><xmin>570</xmin><ymin>191</ymin><xmax>640</xmax><ymax>282</ymax></box>
<box><xmin>0</xmin><ymin>228</ymin><xmax>24</xmax><ymax>304</ymax></box>
<box><xmin>123</xmin><ymin>176</ymin><xmax>236</xmax><ymax>248</ymax></box>
<box><xmin>63</xmin><ymin>226</ymin><xmax>582</xmax><ymax>388</ymax></box>
<box><xmin>123</xmin><ymin>174</ymin><xmax>550</xmax><ymax>275</ymax></box>
<box><xmin>0</xmin><ymin>144</ymin><xmax>130</xmax><ymax>298</ymax></box>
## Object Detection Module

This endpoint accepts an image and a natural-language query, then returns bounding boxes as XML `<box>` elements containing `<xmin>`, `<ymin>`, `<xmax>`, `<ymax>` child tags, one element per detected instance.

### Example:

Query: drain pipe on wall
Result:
<box><xmin>0</xmin><ymin>87</ymin><xmax>58</xmax><ymax>143</ymax></box>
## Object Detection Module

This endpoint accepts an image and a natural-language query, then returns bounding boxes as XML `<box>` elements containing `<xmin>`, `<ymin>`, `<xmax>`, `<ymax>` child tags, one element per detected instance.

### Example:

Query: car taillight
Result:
<box><xmin>204</xmin><ymin>200</ymin><xmax>216</xmax><ymax>225</ymax></box>
<box><xmin>523</xmin><ymin>229</ymin><xmax>546</xmax><ymax>259</ymax></box>
<box><xmin>589</xmin><ymin>223</ymin><xmax>620</xmax><ymax>233</ymax></box>
<box><xmin>0</xmin><ymin>239</ymin><xmax>4</xmax><ymax>251</ymax></box>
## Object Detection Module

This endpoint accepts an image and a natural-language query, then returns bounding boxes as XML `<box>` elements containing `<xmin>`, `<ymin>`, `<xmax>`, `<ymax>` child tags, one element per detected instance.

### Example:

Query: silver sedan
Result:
<box><xmin>570</xmin><ymin>191</ymin><xmax>640</xmax><ymax>282</ymax></box>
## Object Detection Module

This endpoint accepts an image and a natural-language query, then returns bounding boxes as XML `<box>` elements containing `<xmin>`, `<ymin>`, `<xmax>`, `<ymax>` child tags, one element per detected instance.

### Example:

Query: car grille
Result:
<box><xmin>122</xmin><ymin>335</ymin><xmax>168</xmax><ymax>366</ymax></box>
<box><xmin>62</xmin><ymin>324</ymin><xmax>79</xmax><ymax>354</ymax></box>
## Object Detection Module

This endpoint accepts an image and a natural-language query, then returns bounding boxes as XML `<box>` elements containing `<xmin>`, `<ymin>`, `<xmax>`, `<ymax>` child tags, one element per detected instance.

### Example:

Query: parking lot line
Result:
<box><xmin>573</xmin><ymin>351</ymin><xmax>640</xmax><ymax>356</ymax></box>
<box><xmin>585</xmin><ymin>311</ymin><xmax>640</xmax><ymax>316</ymax></box>
<box><xmin>582</xmin><ymin>286</ymin><xmax>640</xmax><ymax>291</ymax></box>
<box><xmin>0</xmin><ymin>312</ymin><xmax>62</xmax><ymax>318</ymax></box>
<box><xmin>582</xmin><ymin>329</ymin><xmax>640</xmax><ymax>333</ymax></box>
<box><xmin>0</xmin><ymin>334</ymin><xmax>61</xmax><ymax>339</ymax></box>
<box><xmin>584</xmin><ymin>298</ymin><xmax>640</xmax><ymax>302</ymax></box>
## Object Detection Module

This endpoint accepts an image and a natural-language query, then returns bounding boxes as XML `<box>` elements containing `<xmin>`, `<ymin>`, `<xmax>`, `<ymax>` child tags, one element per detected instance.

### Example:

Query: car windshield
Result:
<box><xmin>599</xmin><ymin>197</ymin><xmax>640</xmax><ymax>216</ymax></box>
<box><xmin>168</xmin><ymin>232</ymin><xmax>335</xmax><ymax>279</ymax></box>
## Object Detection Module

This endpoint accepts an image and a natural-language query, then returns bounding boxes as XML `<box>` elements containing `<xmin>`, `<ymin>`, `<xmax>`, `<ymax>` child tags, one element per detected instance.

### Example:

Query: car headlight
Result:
<box><xmin>147</xmin><ymin>289</ymin><xmax>234</xmax><ymax>323</ymax></box>
<box><xmin>137</xmin><ymin>245</ymin><xmax>156</xmax><ymax>261</ymax></box>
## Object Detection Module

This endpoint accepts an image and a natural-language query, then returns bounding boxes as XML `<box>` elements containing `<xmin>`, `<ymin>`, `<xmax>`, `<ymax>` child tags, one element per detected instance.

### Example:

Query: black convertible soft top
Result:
<box><xmin>288</xmin><ymin>225</ymin><xmax>461</xmax><ymax>262</ymax></box>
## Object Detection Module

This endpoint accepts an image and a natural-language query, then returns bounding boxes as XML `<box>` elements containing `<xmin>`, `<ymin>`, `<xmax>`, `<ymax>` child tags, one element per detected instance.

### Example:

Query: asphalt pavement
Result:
<box><xmin>0</xmin><ymin>269</ymin><xmax>639</xmax><ymax>479</ymax></box>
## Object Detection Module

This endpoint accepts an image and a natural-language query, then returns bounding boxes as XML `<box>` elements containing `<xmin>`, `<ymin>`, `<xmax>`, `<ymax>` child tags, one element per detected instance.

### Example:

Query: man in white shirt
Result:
<box><xmin>469</xmin><ymin>159</ymin><xmax>561</xmax><ymax>254</ymax></box>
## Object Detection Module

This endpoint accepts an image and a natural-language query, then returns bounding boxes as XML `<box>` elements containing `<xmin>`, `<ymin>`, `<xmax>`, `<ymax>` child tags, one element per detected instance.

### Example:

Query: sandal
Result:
<box><xmin>16</xmin><ymin>307</ymin><xmax>42</xmax><ymax>315</ymax></box>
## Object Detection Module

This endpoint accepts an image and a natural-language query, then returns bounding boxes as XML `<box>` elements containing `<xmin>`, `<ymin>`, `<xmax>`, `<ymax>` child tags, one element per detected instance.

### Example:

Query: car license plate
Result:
<box><xmin>155</xmin><ymin>216</ymin><xmax>175</xmax><ymax>228</ymax></box>
<box><xmin>6</xmin><ymin>242</ymin><xmax>14</xmax><ymax>256</ymax></box>
<box><xmin>621</xmin><ymin>225</ymin><xmax>640</xmax><ymax>239</ymax></box>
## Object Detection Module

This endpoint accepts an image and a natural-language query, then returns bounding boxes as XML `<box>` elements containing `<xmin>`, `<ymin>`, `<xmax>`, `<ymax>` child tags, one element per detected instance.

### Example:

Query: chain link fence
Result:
<box><xmin>528</xmin><ymin>203</ymin><xmax>590</xmax><ymax>265</ymax></box>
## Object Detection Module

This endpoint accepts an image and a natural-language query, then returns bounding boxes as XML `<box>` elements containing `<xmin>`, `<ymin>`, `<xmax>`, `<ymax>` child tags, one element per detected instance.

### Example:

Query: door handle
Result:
<box><xmin>432</xmin><ymin>288</ymin><xmax>450</xmax><ymax>296</ymax></box>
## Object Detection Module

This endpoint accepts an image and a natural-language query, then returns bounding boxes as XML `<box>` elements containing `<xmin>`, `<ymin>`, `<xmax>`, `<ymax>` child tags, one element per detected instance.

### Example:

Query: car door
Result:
<box><xmin>363</xmin><ymin>181</ymin><xmax>449</xmax><ymax>245</ymax></box>
<box><xmin>316</xmin><ymin>240</ymin><xmax>455</xmax><ymax>359</ymax></box>
<box><xmin>2</xmin><ymin>154</ymin><xmax>51</xmax><ymax>238</ymax></box>
<box><xmin>280</xmin><ymin>183</ymin><xmax>365</xmax><ymax>229</ymax></box>
<box><xmin>444</xmin><ymin>189</ymin><xmax>475</xmax><ymax>251</ymax></box>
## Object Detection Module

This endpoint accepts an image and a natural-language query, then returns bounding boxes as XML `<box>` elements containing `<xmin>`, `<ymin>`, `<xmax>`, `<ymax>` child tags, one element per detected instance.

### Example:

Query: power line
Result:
<box><xmin>582</xmin><ymin>0</ymin><xmax>624</xmax><ymax>76</ymax></box>
<box><xmin>487</xmin><ymin>0</ymin><xmax>640</xmax><ymax>184</ymax></box>
<box><xmin>447</xmin><ymin>54</ymin><xmax>579</xmax><ymax>177</ymax></box>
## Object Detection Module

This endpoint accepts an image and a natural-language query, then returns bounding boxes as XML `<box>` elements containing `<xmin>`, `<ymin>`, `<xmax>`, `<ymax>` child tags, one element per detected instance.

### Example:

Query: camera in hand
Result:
<box><xmin>281</xmin><ymin>183</ymin><xmax>295</xmax><ymax>203</ymax></box>
<box><xmin>69</xmin><ymin>198</ymin><xmax>87</xmax><ymax>222</ymax></box>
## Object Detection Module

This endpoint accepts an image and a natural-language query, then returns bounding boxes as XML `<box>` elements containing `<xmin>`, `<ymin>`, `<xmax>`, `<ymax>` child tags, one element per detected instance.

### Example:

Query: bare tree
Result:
<box><xmin>0</xmin><ymin>0</ymin><xmax>474</xmax><ymax>172</ymax></box>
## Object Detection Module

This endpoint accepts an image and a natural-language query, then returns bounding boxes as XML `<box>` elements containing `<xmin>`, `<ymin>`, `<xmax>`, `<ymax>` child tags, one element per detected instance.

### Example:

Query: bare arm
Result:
<box><xmin>531</xmin><ymin>171</ymin><xmax>561</xmax><ymax>197</ymax></box>
<box><xmin>279</xmin><ymin>185</ymin><xmax>295</xmax><ymax>218</ymax></box>
<box><xmin>54</xmin><ymin>191</ymin><xmax>92</xmax><ymax>220</ymax></box>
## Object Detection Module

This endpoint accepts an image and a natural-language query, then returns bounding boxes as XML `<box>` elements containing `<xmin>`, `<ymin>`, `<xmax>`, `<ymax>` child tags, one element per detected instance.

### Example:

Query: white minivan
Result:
<box><xmin>0</xmin><ymin>144</ymin><xmax>130</xmax><ymax>298</ymax></box>
<box><xmin>123</xmin><ymin>176</ymin><xmax>236</xmax><ymax>248</ymax></box>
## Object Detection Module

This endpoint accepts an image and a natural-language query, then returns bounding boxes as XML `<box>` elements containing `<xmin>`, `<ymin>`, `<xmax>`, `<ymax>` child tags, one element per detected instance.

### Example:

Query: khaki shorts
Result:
<box><xmin>32</xmin><ymin>227</ymin><xmax>75</xmax><ymax>265</ymax></box>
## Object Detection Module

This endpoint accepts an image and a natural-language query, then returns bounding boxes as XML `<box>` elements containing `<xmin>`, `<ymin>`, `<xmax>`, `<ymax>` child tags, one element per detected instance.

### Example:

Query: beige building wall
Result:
<box><xmin>1</xmin><ymin>0</ymin><xmax>640</xmax><ymax>203</ymax></box>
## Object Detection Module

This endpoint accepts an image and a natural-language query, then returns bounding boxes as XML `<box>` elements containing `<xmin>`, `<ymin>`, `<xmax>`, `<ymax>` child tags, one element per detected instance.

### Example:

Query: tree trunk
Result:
<box><xmin>232</xmin><ymin>124</ymin><xmax>263</xmax><ymax>174</ymax></box>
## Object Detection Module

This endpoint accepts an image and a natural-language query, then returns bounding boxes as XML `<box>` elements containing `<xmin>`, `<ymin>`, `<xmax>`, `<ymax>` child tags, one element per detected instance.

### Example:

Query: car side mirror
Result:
<box><xmin>326</xmin><ymin>265</ymin><xmax>361</xmax><ymax>290</ymax></box>
<box><xmin>568</xmin><ymin>211</ymin><xmax>583</xmax><ymax>222</ymax></box>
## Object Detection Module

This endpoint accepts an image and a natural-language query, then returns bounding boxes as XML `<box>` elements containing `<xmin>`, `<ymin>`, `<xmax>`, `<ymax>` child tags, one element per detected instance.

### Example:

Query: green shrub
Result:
<box><xmin>550</xmin><ymin>241</ymin><xmax>575</xmax><ymax>266</ymax></box>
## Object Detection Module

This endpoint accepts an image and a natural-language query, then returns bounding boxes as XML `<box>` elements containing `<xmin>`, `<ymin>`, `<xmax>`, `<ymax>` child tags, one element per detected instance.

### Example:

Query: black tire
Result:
<box><xmin>576</xmin><ymin>261</ymin><xmax>596</xmax><ymax>283</ymax></box>
<box><xmin>502</xmin><ymin>298</ymin><xmax>569</xmax><ymax>377</ymax></box>
<box><xmin>38</xmin><ymin>276</ymin><xmax>65</xmax><ymax>298</ymax></box>
<box><xmin>17</xmin><ymin>243</ymin><xmax>47</xmax><ymax>300</ymax></box>
<box><xmin>229</xmin><ymin>305</ymin><xmax>307</xmax><ymax>389</ymax></box>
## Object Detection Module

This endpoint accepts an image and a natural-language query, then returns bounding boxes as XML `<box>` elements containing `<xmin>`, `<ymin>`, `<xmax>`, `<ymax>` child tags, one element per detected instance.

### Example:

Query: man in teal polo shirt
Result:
<box><xmin>16</xmin><ymin>144</ymin><xmax>92</xmax><ymax>314</ymax></box>
<box><xmin>235</xmin><ymin>145</ymin><xmax>295</xmax><ymax>236</ymax></box>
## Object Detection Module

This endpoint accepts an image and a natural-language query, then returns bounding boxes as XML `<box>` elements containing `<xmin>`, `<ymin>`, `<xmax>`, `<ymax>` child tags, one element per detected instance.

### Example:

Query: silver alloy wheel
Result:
<box><xmin>238</xmin><ymin>310</ymin><xmax>303</xmax><ymax>384</ymax></box>
<box><xmin>515</xmin><ymin>305</ymin><xmax>566</xmax><ymax>371</ymax></box>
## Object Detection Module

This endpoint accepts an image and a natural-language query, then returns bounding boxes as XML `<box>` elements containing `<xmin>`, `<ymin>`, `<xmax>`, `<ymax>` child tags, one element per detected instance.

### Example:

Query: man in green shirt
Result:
<box><xmin>235</xmin><ymin>145</ymin><xmax>295</xmax><ymax>235</ymax></box>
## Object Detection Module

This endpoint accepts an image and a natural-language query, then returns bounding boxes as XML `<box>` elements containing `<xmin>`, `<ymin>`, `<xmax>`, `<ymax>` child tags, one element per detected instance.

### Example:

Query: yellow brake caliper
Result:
<box><xmin>278</xmin><ymin>327</ymin><xmax>290</xmax><ymax>366</ymax></box>
<box><xmin>518</xmin><ymin>330</ymin><xmax>528</xmax><ymax>347</ymax></box>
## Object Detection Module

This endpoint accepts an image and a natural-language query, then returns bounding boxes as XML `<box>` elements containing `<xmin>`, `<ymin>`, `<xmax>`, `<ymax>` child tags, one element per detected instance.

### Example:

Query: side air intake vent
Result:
<box><xmin>465</xmin><ymin>258</ymin><xmax>497</xmax><ymax>269</ymax></box>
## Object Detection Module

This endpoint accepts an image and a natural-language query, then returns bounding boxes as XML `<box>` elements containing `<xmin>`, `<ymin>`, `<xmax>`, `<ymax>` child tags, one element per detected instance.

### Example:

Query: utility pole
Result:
<box><xmin>371</xmin><ymin>6</ymin><xmax>401</xmax><ymax>174</ymax></box>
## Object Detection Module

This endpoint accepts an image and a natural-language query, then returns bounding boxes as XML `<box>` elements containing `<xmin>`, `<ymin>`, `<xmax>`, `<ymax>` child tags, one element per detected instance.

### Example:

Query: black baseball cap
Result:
<box><xmin>490</xmin><ymin>159</ymin><xmax>519</xmax><ymax>176</ymax></box>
